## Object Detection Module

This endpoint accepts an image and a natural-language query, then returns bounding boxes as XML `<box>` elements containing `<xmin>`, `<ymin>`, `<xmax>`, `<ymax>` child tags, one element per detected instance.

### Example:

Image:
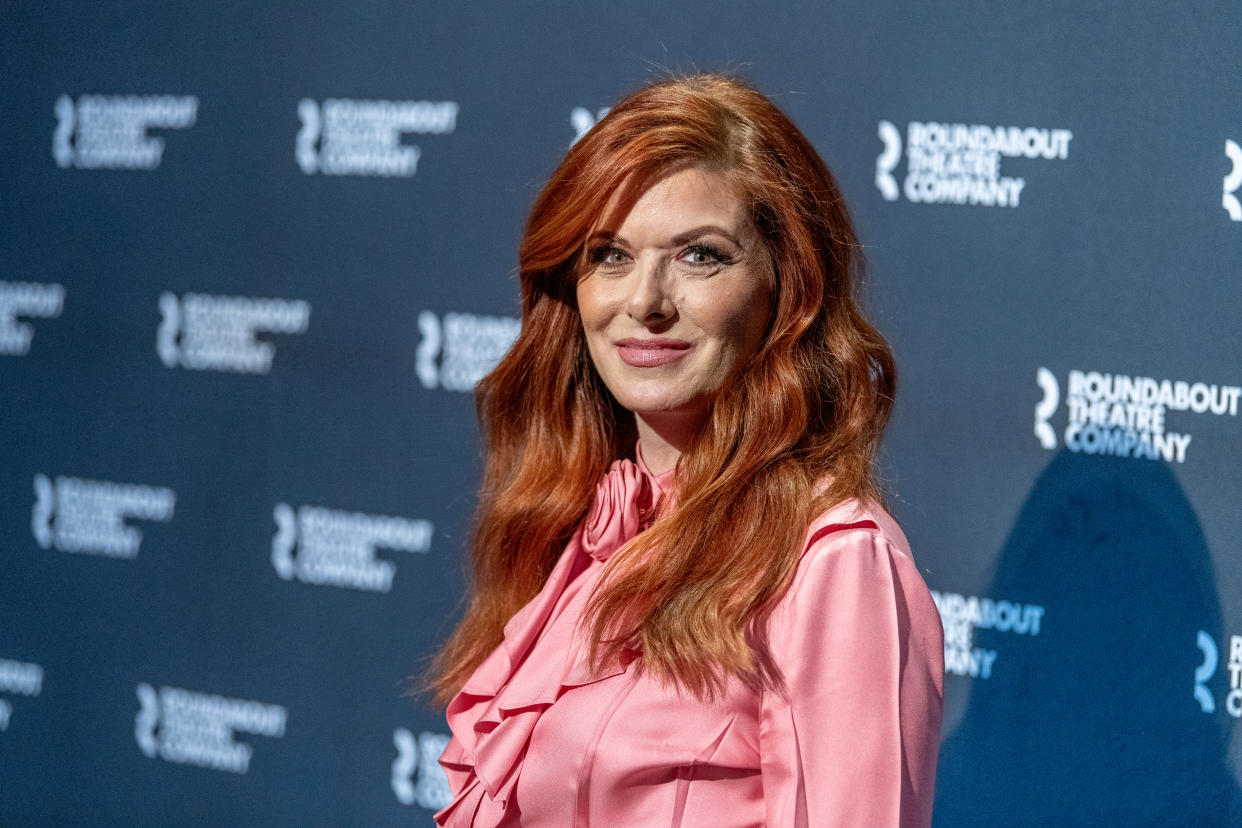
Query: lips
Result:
<box><xmin>614</xmin><ymin>337</ymin><xmax>692</xmax><ymax>367</ymax></box>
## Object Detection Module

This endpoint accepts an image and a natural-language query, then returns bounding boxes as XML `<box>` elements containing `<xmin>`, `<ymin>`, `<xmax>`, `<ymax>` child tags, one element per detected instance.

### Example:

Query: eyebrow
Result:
<box><xmin>671</xmin><ymin>225</ymin><xmax>743</xmax><ymax>247</ymax></box>
<box><xmin>587</xmin><ymin>225</ymin><xmax>744</xmax><ymax>249</ymax></box>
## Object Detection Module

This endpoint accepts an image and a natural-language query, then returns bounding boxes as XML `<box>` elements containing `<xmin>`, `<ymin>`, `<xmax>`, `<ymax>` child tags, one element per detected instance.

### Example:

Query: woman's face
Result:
<box><xmin>577</xmin><ymin>165</ymin><xmax>772</xmax><ymax>432</ymax></box>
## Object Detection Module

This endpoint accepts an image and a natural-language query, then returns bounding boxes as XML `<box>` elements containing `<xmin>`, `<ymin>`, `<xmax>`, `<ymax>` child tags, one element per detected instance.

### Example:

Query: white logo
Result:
<box><xmin>32</xmin><ymin>475</ymin><xmax>175</xmax><ymax>558</ymax></box>
<box><xmin>271</xmin><ymin>503</ymin><xmax>433</xmax><ymax>593</ymax></box>
<box><xmin>1195</xmin><ymin>632</ymin><xmax>1242</xmax><ymax>717</ymax></box>
<box><xmin>932</xmin><ymin>591</ymin><xmax>1045</xmax><ymax>680</ymax></box>
<box><xmin>0</xmin><ymin>658</ymin><xmax>45</xmax><ymax>733</ymax></box>
<box><xmin>570</xmin><ymin>106</ymin><xmax>609</xmax><ymax>145</ymax></box>
<box><xmin>1196</xmin><ymin>630</ymin><xmax>1219</xmax><ymax>713</ymax></box>
<box><xmin>875</xmin><ymin>120</ymin><xmax>903</xmax><ymax>201</ymax></box>
<box><xmin>1223</xmin><ymin>139</ymin><xmax>1242</xmax><ymax>221</ymax></box>
<box><xmin>876</xmin><ymin>120</ymin><xmax>1072</xmax><ymax>207</ymax></box>
<box><xmin>392</xmin><ymin>728</ymin><xmax>452</xmax><ymax>809</ymax></box>
<box><xmin>296</xmin><ymin>98</ymin><xmax>458</xmax><ymax>177</ymax></box>
<box><xmin>1034</xmin><ymin>366</ymin><xmax>1061</xmax><ymax>450</ymax></box>
<box><xmin>1033</xmin><ymin>368</ymin><xmax>1240</xmax><ymax>463</ymax></box>
<box><xmin>135</xmin><ymin>684</ymin><xmax>287</xmax><ymax>774</ymax></box>
<box><xmin>0</xmin><ymin>281</ymin><xmax>65</xmax><ymax>356</ymax></box>
<box><xmin>53</xmin><ymin>94</ymin><xmax>197</xmax><ymax>170</ymax></box>
<box><xmin>416</xmin><ymin>310</ymin><xmax>519</xmax><ymax>392</ymax></box>
<box><xmin>157</xmin><ymin>292</ymin><xmax>310</xmax><ymax>374</ymax></box>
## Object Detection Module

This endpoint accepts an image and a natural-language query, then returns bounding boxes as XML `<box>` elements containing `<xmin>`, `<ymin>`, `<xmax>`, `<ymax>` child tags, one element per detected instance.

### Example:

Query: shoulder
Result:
<box><xmin>774</xmin><ymin>498</ymin><xmax>939</xmax><ymax>634</ymax></box>
<box><xmin>799</xmin><ymin>497</ymin><xmax>915</xmax><ymax>568</ymax></box>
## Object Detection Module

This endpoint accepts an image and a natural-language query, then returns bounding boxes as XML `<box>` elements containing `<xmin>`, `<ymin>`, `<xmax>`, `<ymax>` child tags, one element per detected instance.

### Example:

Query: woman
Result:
<box><xmin>431</xmin><ymin>74</ymin><xmax>943</xmax><ymax>827</ymax></box>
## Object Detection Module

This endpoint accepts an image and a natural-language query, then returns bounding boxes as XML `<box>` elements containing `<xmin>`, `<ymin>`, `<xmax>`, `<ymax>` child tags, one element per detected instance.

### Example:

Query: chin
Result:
<box><xmin>622</xmin><ymin>397</ymin><xmax>708</xmax><ymax>421</ymax></box>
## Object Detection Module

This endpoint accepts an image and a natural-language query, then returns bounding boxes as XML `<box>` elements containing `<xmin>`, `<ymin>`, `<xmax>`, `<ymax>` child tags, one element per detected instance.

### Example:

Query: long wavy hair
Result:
<box><xmin>431</xmin><ymin>74</ymin><xmax>895</xmax><ymax>703</ymax></box>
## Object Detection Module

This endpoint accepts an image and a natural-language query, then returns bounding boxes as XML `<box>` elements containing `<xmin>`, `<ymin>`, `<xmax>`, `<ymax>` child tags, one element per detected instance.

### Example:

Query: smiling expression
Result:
<box><xmin>576</xmin><ymin>165</ymin><xmax>773</xmax><ymax>434</ymax></box>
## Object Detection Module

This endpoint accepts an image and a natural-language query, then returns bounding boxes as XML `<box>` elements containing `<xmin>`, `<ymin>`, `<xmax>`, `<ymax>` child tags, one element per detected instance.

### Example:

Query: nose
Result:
<box><xmin>624</xmin><ymin>255</ymin><xmax>675</xmax><ymax>323</ymax></box>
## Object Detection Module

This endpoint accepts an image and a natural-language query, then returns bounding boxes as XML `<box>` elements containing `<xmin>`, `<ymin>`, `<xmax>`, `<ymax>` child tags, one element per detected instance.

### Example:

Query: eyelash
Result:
<box><xmin>589</xmin><ymin>245</ymin><xmax>628</xmax><ymax>267</ymax></box>
<box><xmin>683</xmin><ymin>244</ymin><xmax>732</xmax><ymax>266</ymax></box>
<box><xmin>588</xmin><ymin>243</ymin><xmax>734</xmax><ymax>269</ymax></box>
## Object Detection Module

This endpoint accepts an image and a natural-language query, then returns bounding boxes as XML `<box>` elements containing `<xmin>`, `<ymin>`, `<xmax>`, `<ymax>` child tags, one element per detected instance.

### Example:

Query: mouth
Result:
<box><xmin>614</xmin><ymin>337</ymin><xmax>692</xmax><ymax>367</ymax></box>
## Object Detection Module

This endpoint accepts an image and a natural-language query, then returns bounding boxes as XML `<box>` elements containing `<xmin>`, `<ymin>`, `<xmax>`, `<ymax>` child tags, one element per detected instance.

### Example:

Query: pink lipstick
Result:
<box><xmin>615</xmin><ymin>337</ymin><xmax>692</xmax><ymax>367</ymax></box>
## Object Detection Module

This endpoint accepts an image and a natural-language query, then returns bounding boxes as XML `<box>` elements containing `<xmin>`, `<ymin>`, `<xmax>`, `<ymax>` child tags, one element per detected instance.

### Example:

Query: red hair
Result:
<box><xmin>431</xmin><ymin>74</ymin><xmax>895</xmax><ymax>702</ymax></box>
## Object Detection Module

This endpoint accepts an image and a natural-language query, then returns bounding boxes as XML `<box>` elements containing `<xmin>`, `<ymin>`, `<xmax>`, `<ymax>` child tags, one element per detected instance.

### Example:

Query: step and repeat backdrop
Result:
<box><xmin>3</xmin><ymin>2</ymin><xmax>1241</xmax><ymax>825</ymax></box>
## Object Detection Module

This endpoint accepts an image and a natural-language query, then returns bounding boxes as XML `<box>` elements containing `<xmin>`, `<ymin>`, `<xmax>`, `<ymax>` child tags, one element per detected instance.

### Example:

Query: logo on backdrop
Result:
<box><xmin>157</xmin><ymin>292</ymin><xmax>310</xmax><ymax>374</ymax></box>
<box><xmin>135</xmin><ymin>684</ymin><xmax>287</xmax><ymax>774</ymax></box>
<box><xmin>296</xmin><ymin>98</ymin><xmax>459</xmax><ymax>177</ymax></box>
<box><xmin>1194</xmin><ymin>631</ymin><xmax>1242</xmax><ymax>717</ymax></box>
<box><xmin>53</xmin><ymin>94</ymin><xmax>197</xmax><ymax>170</ymax></box>
<box><xmin>416</xmin><ymin>310</ymin><xmax>519</xmax><ymax>392</ymax></box>
<box><xmin>0</xmin><ymin>658</ymin><xmax>44</xmax><ymax>733</ymax></box>
<box><xmin>271</xmin><ymin>503</ymin><xmax>433</xmax><ymax>593</ymax></box>
<box><xmin>1033</xmin><ymin>367</ymin><xmax>1240</xmax><ymax>463</ymax></box>
<box><xmin>0</xmin><ymin>281</ymin><xmax>65</xmax><ymax>356</ymax></box>
<box><xmin>931</xmin><ymin>591</ymin><xmax>1045</xmax><ymax>680</ymax></box>
<box><xmin>876</xmin><ymin>120</ymin><xmax>1072</xmax><ymax>207</ymax></box>
<box><xmin>32</xmin><ymin>475</ymin><xmax>175</xmax><ymax>558</ymax></box>
<box><xmin>570</xmin><ymin>106</ymin><xmax>609</xmax><ymax>145</ymax></box>
<box><xmin>1224</xmin><ymin>139</ymin><xmax>1242</xmax><ymax>221</ymax></box>
<box><xmin>392</xmin><ymin>728</ymin><xmax>453</xmax><ymax>810</ymax></box>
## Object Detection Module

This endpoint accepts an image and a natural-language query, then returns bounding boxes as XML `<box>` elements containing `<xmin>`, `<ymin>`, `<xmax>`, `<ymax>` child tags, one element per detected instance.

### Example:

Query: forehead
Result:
<box><xmin>594</xmin><ymin>165</ymin><xmax>750</xmax><ymax>238</ymax></box>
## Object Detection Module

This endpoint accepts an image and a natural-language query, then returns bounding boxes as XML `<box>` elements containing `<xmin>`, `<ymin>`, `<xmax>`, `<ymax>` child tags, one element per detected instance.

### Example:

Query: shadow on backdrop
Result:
<box><xmin>933</xmin><ymin>451</ymin><xmax>1240</xmax><ymax>826</ymax></box>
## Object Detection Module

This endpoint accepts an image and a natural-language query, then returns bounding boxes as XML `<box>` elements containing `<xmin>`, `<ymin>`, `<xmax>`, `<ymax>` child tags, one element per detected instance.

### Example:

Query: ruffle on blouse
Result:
<box><xmin>436</xmin><ymin>457</ymin><xmax>669</xmax><ymax>825</ymax></box>
<box><xmin>580</xmin><ymin>457</ymin><xmax>652</xmax><ymax>563</ymax></box>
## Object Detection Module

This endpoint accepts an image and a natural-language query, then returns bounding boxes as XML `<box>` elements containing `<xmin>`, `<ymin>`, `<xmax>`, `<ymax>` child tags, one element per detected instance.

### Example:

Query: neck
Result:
<box><xmin>634</xmin><ymin>411</ymin><xmax>704</xmax><ymax>474</ymax></box>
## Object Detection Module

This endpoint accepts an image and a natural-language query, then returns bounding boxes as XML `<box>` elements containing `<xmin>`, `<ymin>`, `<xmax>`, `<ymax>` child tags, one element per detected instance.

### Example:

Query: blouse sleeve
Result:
<box><xmin>759</xmin><ymin>522</ymin><xmax>944</xmax><ymax>827</ymax></box>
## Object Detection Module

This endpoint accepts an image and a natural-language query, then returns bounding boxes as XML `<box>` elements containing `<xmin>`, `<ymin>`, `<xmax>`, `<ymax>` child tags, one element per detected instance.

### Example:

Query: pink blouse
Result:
<box><xmin>436</xmin><ymin>456</ymin><xmax>944</xmax><ymax>827</ymax></box>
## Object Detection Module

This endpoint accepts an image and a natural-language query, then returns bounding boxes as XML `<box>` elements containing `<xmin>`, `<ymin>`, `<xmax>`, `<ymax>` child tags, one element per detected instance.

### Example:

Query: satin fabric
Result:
<box><xmin>436</xmin><ymin>455</ymin><xmax>944</xmax><ymax>827</ymax></box>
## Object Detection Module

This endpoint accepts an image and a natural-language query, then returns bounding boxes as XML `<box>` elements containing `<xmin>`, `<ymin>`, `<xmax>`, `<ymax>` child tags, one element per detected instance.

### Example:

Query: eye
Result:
<box><xmin>589</xmin><ymin>245</ymin><xmax>630</xmax><ymax>270</ymax></box>
<box><xmin>680</xmin><ymin>244</ymin><xmax>732</xmax><ymax>267</ymax></box>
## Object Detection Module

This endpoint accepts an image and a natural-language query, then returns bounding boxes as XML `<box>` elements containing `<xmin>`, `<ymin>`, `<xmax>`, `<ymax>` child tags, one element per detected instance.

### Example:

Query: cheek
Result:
<box><xmin>695</xmin><ymin>282</ymin><xmax>772</xmax><ymax>355</ymax></box>
<box><xmin>739</xmin><ymin>283</ymin><xmax>773</xmax><ymax>347</ymax></box>
<box><xmin>575</xmin><ymin>279</ymin><xmax>612</xmax><ymax>334</ymax></box>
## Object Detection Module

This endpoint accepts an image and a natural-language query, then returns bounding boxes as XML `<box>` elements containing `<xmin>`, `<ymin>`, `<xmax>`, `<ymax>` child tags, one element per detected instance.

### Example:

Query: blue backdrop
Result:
<box><xmin>3</xmin><ymin>2</ymin><xmax>1241</xmax><ymax>824</ymax></box>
